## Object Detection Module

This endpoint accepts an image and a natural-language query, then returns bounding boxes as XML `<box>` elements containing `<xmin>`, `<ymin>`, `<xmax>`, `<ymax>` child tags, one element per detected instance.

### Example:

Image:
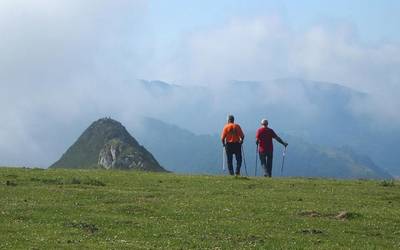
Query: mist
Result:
<box><xmin>0</xmin><ymin>1</ymin><xmax>399</xmax><ymax>168</ymax></box>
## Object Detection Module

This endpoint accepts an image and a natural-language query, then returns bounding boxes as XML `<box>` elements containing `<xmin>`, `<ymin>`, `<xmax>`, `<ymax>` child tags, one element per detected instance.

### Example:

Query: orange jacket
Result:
<box><xmin>221</xmin><ymin>123</ymin><xmax>244</xmax><ymax>143</ymax></box>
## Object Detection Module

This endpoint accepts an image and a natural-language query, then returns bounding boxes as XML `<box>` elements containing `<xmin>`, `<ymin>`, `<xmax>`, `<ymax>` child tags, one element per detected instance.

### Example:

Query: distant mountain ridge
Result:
<box><xmin>50</xmin><ymin>118</ymin><xmax>165</xmax><ymax>172</ymax></box>
<box><xmin>133</xmin><ymin>78</ymin><xmax>399</xmax><ymax>176</ymax></box>
<box><xmin>133</xmin><ymin>117</ymin><xmax>392</xmax><ymax>179</ymax></box>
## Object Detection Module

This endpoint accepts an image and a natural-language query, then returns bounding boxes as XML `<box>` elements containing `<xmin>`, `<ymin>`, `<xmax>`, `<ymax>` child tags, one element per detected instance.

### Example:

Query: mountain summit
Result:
<box><xmin>50</xmin><ymin>118</ymin><xmax>165</xmax><ymax>171</ymax></box>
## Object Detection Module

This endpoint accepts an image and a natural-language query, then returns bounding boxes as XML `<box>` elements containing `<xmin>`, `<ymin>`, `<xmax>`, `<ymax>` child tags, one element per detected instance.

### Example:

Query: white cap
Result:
<box><xmin>261</xmin><ymin>119</ymin><xmax>268</xmax><ymax>125</ymax></box>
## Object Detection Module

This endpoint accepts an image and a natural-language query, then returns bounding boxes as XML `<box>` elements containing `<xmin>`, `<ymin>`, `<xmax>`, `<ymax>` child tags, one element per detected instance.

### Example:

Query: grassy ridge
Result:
<box><xmin>1</xmin><ymin>168</ymin><xmax>399</xmax><ymax>249</ymax></box>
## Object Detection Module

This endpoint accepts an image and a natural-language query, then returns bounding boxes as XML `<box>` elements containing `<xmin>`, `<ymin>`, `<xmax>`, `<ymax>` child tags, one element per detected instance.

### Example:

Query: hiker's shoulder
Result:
<box><xmin>258</xmin><ymin>127</ymin><xmax>267</xmax><ymax>133</ymax></box>
<box><xmin>234</xmin><ymin>123</ymin><xmax>243</xmax><ymax>130</ymax></box>
<box><xmin>223</xmin><ymin>123</ymin><xmax>233</xmax><ymax>130</ymax></box>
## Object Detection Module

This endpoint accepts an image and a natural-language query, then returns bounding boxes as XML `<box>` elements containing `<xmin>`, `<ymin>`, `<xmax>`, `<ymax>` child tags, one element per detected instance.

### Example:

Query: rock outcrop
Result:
<box><xmin>98</xmin><ymin>139</ymin><xmax>152</xmax><ymax>170</ymax></box>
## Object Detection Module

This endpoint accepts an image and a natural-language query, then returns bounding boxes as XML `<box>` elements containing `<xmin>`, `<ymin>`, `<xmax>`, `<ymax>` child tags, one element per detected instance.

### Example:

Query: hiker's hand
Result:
<box><xmin>256</xmin><ymin>140</ymin><xmax>259</xmax><ymax>145</ymax></box>
<box><xmin>284</xmin><ymin>142</ymin><xmax>288</xmax><ymax>147</ymax></box>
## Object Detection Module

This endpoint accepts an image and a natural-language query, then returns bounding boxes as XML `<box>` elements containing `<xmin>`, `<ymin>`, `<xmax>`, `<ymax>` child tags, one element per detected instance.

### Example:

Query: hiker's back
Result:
<box><xmin>256</xmin><ymin>127</ymin><xmax>277</xmax><ymax>153</ymax></box>
<box><xmin>222</xmin><ymin>123</ymin><xmax>243</xmax><ymax>143</ymax></box>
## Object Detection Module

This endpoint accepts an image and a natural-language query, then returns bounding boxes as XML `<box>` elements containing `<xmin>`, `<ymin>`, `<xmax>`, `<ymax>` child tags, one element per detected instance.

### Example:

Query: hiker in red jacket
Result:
<box><xmin>256</xmin><ymin>119</ymin><xmax>288</xmax><ymax>177</ymax></box>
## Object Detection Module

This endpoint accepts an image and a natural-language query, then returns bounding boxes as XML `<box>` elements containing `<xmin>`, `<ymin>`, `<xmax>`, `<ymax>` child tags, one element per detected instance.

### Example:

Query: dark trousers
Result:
<box><xmin>259</xmin><ymin>151</ymin><xmax>273</xmax><ymax>177</ymax></box>
<box><xmin>225</xmin><ymin>142</ymin><xmax>242</xmax><ymax>175</ymax></box>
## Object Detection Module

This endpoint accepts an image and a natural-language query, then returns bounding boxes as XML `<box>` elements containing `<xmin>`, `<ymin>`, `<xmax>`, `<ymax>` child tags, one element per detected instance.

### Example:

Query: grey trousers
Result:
<box><xmin>259</xmin><ymin>151</ymin><xmax>273</xmax><ymax>177</ymax></box>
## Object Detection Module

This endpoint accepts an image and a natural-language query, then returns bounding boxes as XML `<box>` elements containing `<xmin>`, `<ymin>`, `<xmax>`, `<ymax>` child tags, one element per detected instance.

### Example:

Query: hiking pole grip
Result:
<box><xmin>280</xmin><ymin>146</ymin><xmax>287</xmax><ymax>176</ymax></box>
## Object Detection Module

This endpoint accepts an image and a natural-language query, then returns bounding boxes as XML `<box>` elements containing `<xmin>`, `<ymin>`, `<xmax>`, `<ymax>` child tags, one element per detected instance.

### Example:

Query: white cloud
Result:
<box><xmin>0</xmin><ymin>0</ymin><xmax>151</xmax><ymax>166</ymax></box>
<box><xmin>159</xmin><ymin>16</ymin><xmax>400</xmax><ymax>125</ymax></box>
<box><xmin>0</xmin><ymin>0</ymin><xmax>149</xmax><ymax>85</ymax></box>
<box><xmin>158</xmin><ymin>16</ymin><xmax>291</xmax><ymax>85</ymax></box>
<box><xmin>0</xmin><ymin>3</ymin><xmax>399</xmax><ymax>167</ymax></box>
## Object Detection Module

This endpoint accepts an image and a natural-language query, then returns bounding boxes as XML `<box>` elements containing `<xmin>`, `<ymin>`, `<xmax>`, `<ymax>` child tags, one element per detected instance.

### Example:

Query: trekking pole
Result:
<box><xmin>280</xmin><ymin>146</ymin><xmax>287</xmax><ymax>176</ymax></box>
<box><xmin>222</xmin><ymin>146</ymin><xmax>226</xmax><ymax>173</ymax></box>
<box><xmin>241</xmin><ymin>144</ymin><xmax>248</xmax><ymax>176</ymax></box>
<box><xmin>255</xmin><ymin>144</ymin><xmax>258</xmax><ymax>177</ymax></box>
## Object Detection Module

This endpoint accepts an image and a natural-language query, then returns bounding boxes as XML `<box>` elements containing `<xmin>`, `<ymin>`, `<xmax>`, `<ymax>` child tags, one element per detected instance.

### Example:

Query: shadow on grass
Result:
<box><xmin>379</xmin><ymin>180</ymin><xmax>395</xmax><ymax>187</ymax></box>
<box><xmin>298</xmin><ymin>210</ymin><xmax>362</xmax><ymax>220</ymax></box>
<box><xmin>65</xmin><ymin>221</ymin><xmax>99</xmax><ymax>234</ymax></box>
<box><xmin>5</xmin><ymin>180</ymin><xmax>17</xmax><ymax>186</ymax></box>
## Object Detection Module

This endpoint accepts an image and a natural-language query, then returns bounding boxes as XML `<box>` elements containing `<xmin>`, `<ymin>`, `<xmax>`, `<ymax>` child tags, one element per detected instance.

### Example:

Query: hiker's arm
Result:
<box><xmin>221</xmin><ymin>137</ymin><xmax>226</xmax><ymax>147</ymax></box>
<box><xmin>275</xmin><ymin>136</ymin><xmax>288</xmax><ymax>147</ymax></box>
<box><xmin>239</xmin><ymin>126</ymin><xmax>244</xmax><ymax>144</ymax></box>
<box><xmin>221</xmin><ymin>128</ymin><xmax>226</xmax><ymax>146</ymax></box>
<box><xmin>255</xmin><ymin>131</ymin><xmax>259</xmax><ymax>145</ymax></box>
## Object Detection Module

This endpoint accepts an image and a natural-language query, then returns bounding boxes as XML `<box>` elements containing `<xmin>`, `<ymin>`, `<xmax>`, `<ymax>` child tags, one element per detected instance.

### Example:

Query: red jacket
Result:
<box><xmin>256</xmin><ymin>127</ymin><xmax>277</xmax><ymax>153</ymax></box>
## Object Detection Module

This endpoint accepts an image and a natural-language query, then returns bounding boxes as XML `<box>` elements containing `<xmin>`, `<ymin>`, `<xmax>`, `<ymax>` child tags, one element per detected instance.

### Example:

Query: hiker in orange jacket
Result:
<box><xmin>221</xmin><ymin>115</ymin><xmax>244</xmax><ymax>176</ymax></box>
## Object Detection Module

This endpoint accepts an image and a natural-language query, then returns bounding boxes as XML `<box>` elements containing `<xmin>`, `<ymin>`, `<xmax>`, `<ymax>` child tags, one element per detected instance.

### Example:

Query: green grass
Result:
<box><xmin>1</xmin><ymin>167</ymin><xmax>400</xmax><ymax>249</ymax></box>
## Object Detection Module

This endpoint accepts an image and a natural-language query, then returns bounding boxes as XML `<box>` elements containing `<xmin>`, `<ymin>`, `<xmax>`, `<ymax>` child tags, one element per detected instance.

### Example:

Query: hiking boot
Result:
<box><xmin>235</xmin><ymin>172</ymin><xmax>241</xmax><ymax>177</ymax></box>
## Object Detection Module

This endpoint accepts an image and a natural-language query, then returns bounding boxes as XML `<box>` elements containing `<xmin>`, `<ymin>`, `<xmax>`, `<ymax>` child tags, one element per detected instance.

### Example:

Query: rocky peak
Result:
<box><xmin>50</xmin><ymin>118</ymin><xmax>165</xmax><ymax>172</ymax></box>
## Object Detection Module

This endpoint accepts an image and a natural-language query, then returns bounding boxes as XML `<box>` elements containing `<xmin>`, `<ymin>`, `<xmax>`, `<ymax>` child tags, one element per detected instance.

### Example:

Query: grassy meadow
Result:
<box><xmin>1</xmin><ymin>167</ymin><xmax>399</xmax><ymax>249</ymax></box>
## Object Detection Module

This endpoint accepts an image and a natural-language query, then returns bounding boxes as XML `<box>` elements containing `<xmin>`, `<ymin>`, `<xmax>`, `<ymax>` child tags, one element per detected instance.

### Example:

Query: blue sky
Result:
<box><xmin>149</xmin><ymin>0</ymin><xmax>400</xmax><ymax>44</ymax></box>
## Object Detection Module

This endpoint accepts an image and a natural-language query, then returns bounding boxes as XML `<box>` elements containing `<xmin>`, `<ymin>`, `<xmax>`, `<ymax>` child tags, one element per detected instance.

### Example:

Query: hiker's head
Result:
<box><xmin>261</xmin><ymin>119</ymin><xmax>268</xmax><ymax>127</ymax></box>
<box><xmin>227</xmin><ymin>115</ymin><xmax>234</xmax><ymax>123</ymax></box>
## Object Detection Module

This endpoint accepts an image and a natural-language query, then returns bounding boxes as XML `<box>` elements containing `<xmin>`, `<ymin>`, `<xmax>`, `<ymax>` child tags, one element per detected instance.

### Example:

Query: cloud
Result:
<box><xmin>291</xmin><ymin>25</ymin><xmax>400</xmax><ymax>93</ymax></box>
<box><xmin>0</xmin><ymin>3</ymin><xmax>399</xmax><ymax>167</ymax></box>
<box><xmin>0</xmin><ymin>0</ymin><xmax>151</xmax><ymax>166</ymax></box>
<box><xmin>164</xmin><ymin>16</ymin><xmax>399</xmax><ymax>89</ymax></box>
<box><xmin>0</xmin><ymin>0</ymin><xmax>149</xmax><ymax>84</ymax></box>
<box><xmin>157</xmin><ymin>16</ymin><xmax>400</xmax><ymax>126</ymax></box>
<box><xmin>158</xmin><ymin>16</ymin><xmax>290</xmax><ymax>85</ymax></box>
